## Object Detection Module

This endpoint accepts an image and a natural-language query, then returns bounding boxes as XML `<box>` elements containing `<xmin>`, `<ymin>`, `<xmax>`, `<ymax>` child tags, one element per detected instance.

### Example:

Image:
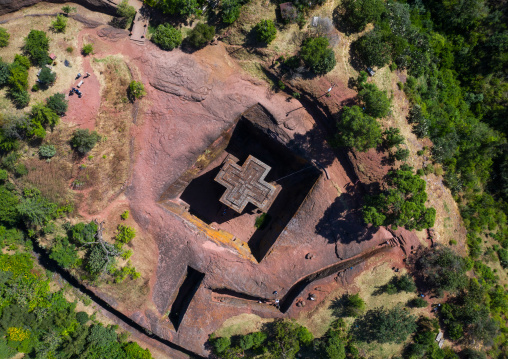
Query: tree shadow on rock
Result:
<box><xmin>315</xmin><ymin>193</ymin><xmax>372</xmax><ymax>245</ymax></box>
<box><xmin>286</xmin><ymin>124</ymin><xmax>337</xmax><ymax>168</ymax></box>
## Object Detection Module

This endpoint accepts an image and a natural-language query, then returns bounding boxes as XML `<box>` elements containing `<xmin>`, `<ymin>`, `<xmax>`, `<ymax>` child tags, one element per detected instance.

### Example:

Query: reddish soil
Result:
<box><xmin>62</xmin><ymin>26</ymin><xmax>418</xmax><ymax>357</ymax></box>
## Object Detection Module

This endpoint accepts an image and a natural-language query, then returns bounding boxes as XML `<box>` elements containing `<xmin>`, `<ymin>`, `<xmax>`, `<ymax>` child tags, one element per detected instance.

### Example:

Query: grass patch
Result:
<box><xmin>254</xmin><ymin>213</ymin><xmax>270</xmax><ymax>229</ymax></box>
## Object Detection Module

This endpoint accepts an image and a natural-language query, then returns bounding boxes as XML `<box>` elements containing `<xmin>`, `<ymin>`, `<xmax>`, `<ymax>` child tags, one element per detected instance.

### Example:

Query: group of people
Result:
<box><xmin>69</xmin><ymin>72</ymin><xmax>91</xmax><ymax>98</ymax></box>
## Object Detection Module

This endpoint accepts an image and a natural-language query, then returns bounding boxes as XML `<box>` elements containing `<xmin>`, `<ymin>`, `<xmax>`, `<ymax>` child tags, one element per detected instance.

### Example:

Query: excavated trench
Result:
<box><xmin>30</xmin><ymin>240</ymin><xmax>202</xmax><ymax>358</ymax></box>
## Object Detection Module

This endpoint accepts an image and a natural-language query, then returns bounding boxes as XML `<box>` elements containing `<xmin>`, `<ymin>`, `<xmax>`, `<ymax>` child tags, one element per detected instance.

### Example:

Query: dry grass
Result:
<box><xmin>214</xmin><ymin>313</ymin><xmax>273</xmax><ymax>338</ymax></box>
<box><xmin>78</xmin><ymin>55</ymin><xmax>133</xmax><ymax>214</ymax></box>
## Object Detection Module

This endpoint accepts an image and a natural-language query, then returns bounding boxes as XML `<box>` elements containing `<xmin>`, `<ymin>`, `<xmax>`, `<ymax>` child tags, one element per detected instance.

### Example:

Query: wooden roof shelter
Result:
<box><xmin>215</xmin><ymin>155</ymin><xmax>280</xmax><ymax>213</ymax></box>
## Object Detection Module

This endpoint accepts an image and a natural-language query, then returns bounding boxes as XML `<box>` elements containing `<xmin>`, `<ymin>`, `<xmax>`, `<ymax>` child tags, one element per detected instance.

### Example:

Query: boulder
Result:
<box><xmin>0</xmin><ymin>0</ymin><xmax>117</xmax><ymax>16</ymax></box>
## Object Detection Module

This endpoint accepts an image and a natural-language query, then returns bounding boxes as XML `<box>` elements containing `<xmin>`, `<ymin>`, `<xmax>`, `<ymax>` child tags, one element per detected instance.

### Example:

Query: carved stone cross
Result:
<box><xmin>215</xmin><ymin>155</ymin><xmax>280</xmax><ymax>213</ymax></box>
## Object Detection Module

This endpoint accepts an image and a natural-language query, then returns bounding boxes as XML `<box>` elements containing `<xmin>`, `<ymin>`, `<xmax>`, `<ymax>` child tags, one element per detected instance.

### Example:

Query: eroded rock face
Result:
<box><xmin>148</xmin><ymin>54</ymin><xmax>212</xmax><ymax>102</ymax></box>
<box><xmin>0</xmin><ymin>0</ymin><xmax>117</xmax><ymax>16</ymax></box>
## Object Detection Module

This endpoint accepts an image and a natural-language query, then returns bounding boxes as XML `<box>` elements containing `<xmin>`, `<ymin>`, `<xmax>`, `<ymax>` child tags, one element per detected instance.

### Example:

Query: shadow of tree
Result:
<box><xmin>329</xmin><ymin>294</ymin><xmax>348</xmax><ymax>317</ymax></box>
<box><xmin>286</xmin><ymin>125</ymin><xmax>337</xmax><ymax>168</ymax></box>
<box><xmin>315</xmin><ymin>193</ymin><xmax>372</xmax><ymax>245</ymax></box>
<box><xmin>349</xmin><ymin>39</ymin><xmax>367</xmax><ymax>73</ymax></box>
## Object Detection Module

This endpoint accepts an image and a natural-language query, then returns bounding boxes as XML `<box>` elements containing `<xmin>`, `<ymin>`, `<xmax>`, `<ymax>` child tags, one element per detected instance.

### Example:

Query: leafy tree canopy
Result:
<box><xmin>0</xmin><ymin>27</ymin><xmax>10</xmax><ymax>48</ymax></box>
<box><xmin>70</xmin><ymin>129</ymin><xmax>100</xmax><ymax>154</ymax></box>
<box><xmin>255</xmin><ymin>19</ymin><xmax>277</xmax><ymax>44</ymax></box>
<box><xmin>23</xmin><ymin>30</ymin><xmax>51</xmax><ymax>66</ymax></box>
<box><xmin>187</xmin><ymin>23</ymin><xmax>215</xmax><ymax>48</ymax></box>
<box><xmin>335</xmin><ymin>105</ymin><xmax>382</xmax><ymax>152</ymax></box>
<box><xmin>46</xmin><ymin>93</ymin><xmax>68</xmax><ymax>115</ymax></box>
<box><xmin>358</xmin><ymin>82</ymin><xmax>391</xmax><ymax>118</ymax></box>
<box><xmin>341</xmin><ymin>0</ymin><xmax>386</xmax><ymax>33</ymax></box>
<box><xmin>300</xmin><ymin>36</ymin><xmax>336</xmax><ymax>75</ymax></box>
<box><xmin>152</xmin><ymin>24</ymin><xmax>182</xmax><ymax>51</ymax></box>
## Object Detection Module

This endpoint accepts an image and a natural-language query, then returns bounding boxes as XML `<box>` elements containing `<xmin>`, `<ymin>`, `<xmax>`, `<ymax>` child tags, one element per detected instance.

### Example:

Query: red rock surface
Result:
<box><xmin>65</xmin><ymin>27</ymin><xmax>404</xmax><ymax>356</ymax></box>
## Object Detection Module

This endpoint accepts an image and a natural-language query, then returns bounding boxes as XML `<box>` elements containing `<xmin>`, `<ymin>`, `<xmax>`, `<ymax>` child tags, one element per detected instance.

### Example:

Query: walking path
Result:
<box><xmin>129</xmin><ymin>0</ymin><xmax>148</xmax><ymax>45</ymax></box>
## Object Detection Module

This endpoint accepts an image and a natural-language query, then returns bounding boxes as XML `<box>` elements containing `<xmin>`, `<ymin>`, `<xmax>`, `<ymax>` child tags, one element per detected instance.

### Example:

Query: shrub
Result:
<box><xmin>221</xmin><ymin>0</ymin><xmax>242</xmax><ymax>24</ymax></box>
<box><xmin>117</xmin><ymin>0</ymin><xmax>136</xmax><ymax>28</ymax></box>
<box><xmin>255</xmin><ymin>19</ymin><xmax>277</xmax><ymax>44</ymax></box>
<box><xmin>24</xmin><ymin>30</ymin><xmax>51</xmax><ymax>66</ymax></box>
<box><xmin>358</xmin><ymin>82</ymin><xmax>391</xmax><ymax>118</ymax></box>
<box><xmin>0</xmin><ymin>169</ymin><xmax>7</xmax><ymax>182</ymax></box>
<box><xmin>52</xmin><ymin>14</ymin><xmax>68</xmax><ymax>33</ymax></box>
<box><xmin>392</xmin><ymin>147</ymin><xmax>410</xmax><ymax>161</ymax></box>
<box><xmin>70</xmin><ymin>129</ymin><xmax>101</xmax><ymax>154</ymax></box>
<box><xmin>8</xmin><ymin>89</ymin><xmax>30</xmax><ymax>109</ymax></box>
<box><xmin>31</xmin><ymin>84</ymin><xmax>39</xmax><ymax>92</ymax></box>
<box><xmin>66</xmin><ymin>46</ymin><xmax>73</xmax><ymax>53</ymax></box>
<box><xmin>344</xmin><ymin>293</ymin><xmax>366</xmax><ymax>317</ymax></box>
<box><xmin>383</xmin><ymin>127</ymin><xmax>404</xmax><ymax>148</ymax></box>
<box><xmin>255</xmin><ymin>213</ymin><xmax>270</xmax><ymax>229</ymax></box>
<box><xmin>0</xmin><ymin>27</ymin><xmax>10</xmax><ymax>47</ymax></box>
<box><xmin>152</xmin><ymin>23</ymin><xmax>182</xmax><ymax>50</ymax></box>
<box><xmin>213</xmin><ymin>336</ymin><xmax>231</xmax><ymax>354</ymax></box>
<box><xmin>187</xmin><ymin>23</ymin><xmax>215</xmax><ymax>48</ymax></box>
<box><xmin>121</xmin><ymin>211</ymin><xmax>129</xmax><ymax>220</ymax></box>
<box><xmin>128</xmin><ymin>81</ymin><xmax>146</xmax><ymax>100</ymax></box>
<box><xmin>39</xmin><ymin>144</ymin><xmax>56</xmax><ymax>158</ymax></box>
<box><xmin>46</xmin><ymin>93</ymin><xmax>68</xmax><ymax>115</ymax></box>
<box><xmin>341</xmin><ymin>0</ymin><xmax>385</xmax><ymax>32</ymax></box>
<box><xmin>0</xmin><ymin>60</ymin><xmax>9</xmax><ymax>87</ymax></box>
<box><xmin>351</xmin><ymin>306</ymin><xmax>417</xmax><ymax>343</ymax></box>
<box><xmin>300</xmin><ymin>36</ymin><xmax>336</xmax><ymax>75</ymax></box>
<box><xmin>38</xmin><ymin>67</ymin><xmax>56</xmax><ymax>86</ymax></box>
<box><xmin>49</xmin><ymin>236</ymin><xmax>79</xmax><ymax>268</ymax></box>
<box><xmin>76</xmin><ymin>311</ymin><xmax>89</xmax><ymax>324</ymax></box>
<box><xmin>116</xmin><ymin>224</ymin><xmax>135</xmax><ymax>244</ymax></box>
<box><xmin>82</xmin><ymin>44</ymin><xmax>93</xmax><ymax>56</ymax></box>
<box><xmin>14</xmin><ymin>163</ymin><xmax>27</xmax><ymax>177</ymax></box>
<box><xmin>31</xmin><ymin>103</ymin><xmax>59</xmax><ymax>128</ymax></box>
<box><xmin>62</xmin><ymin>5</ymin><xmax>77</xmax><ymax>15</ymax></box>
<box><xmin>408</xmin><ymin>297</ymin><xmax>428</xmax><ymax>308</ymax></box>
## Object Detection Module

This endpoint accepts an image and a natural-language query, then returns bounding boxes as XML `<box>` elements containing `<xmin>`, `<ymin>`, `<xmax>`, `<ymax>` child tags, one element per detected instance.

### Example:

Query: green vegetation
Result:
<box><xmin>300</xmin><ymin>36</ymin><xmax>336</xmax><ymax>75</ymax></box>
<box><xmin>23</xmin><ymin>30</ymin><xmax>51</xmax><ymax>66</ymax></box>
<box><xmin>187</xmin><ymin>23</ymin><xmax>215</xmax><ymax>48</ymax></box>
<box><xmin>152</xmin><ymin>23</ymin><xmax>182</xmax><ymax>50</ymax></box>
<box><xmin>31</xmin><ymin>103</ymin><xmax>59</xmax><ymax>128</ymax></box>
<box><xmin>7</xmin><ymin>55</ymin><xmax>31</xmax><ymax>108</ymax></box>
<box><xmin>70</xmin><ymin>129</ymin><xmax>101</xmax><ymax>154</ymax></box>
<box><xmin>383</xmin><ymin>127</ymin><xmax>404</xmax><ymax>149</ymax></box>
<box><xmin>38</xmin><ymin>144</ymin><xmax>56</xmax><ymax>158</ymax></box>
<box><xmin>128</xmin><ymin>81</ymin><xmax>146</xmax><ymax>100</ymax></box>
<box><xmin>0</xmin><ymin>252</ymin><xmax>152</xmax><ymax>358</ymax></box>
<box><xmin>343</xmin><ymin>293</ymin><xmax>366</xmax><ymax>317</ymax></box>
<box><xmin>351</xmin><ymin>305</ymin><xmax>417</xmax><ymax>344</ymax></box>
<box><xmin>61</xmin><ymin>5</ymin><xmax>77</xmax><ymax>15</ymax></box>
<box><xmin>115</xmin><ymin>224</ymin><xmax>136</xmax><ymax>244</ymax></box>
<box><xmin>221</xmin><ymin>0</ymin><xmax>243</xmax><ymax>24</ymax></box>
<box><xmin>82</xmin><ymin>43</ymin><xmax>93</xmax><ymax>56</ymax></box>
<box><xmin>254</xmin><ymin>213</ymin><xmax>270</xmax><ymax>229</ymax></box>
<box><xmin>117</xmin><ymin>0</ymin><xmax>136</xmax><ymax>28</ymax></box>
<box><xmin>144</xmin><ymin>0</ymin><xmax>200</xmax><ymax>17</ymax></box>
<box><xmin>121</xmin><ymin>210</ymin><xmax>130</xmax><ymax>220</ymax></box>
<box><xmin>255</xmin><ymin>19</ymin><xmax>277</xmax><ymax>45</ymax></box>
<box><xmin>46</xmin><ymin>93</ymin><xmax>68</xmax><ymax>115</ymax></box>
<box><xmin>378</xmin><ymin>274</ymin><xmax>417</xmax><ymax>294</ymax></box>
<box><xmin>357</xmin><ymin>80</ymin><xmax>391</xmax><ymax>118</ymax></box>
<box><xmin>51</xmin><ymin>14</ymin><xmax>68</xmax><ymax>33</ymax></box>
<box><xmin>363</xmin><ymin>167</ymin><xmax>436</xmax><ymax>230</ymax></box>
<box><xmin>37</xmin><ymin>66</ymin><xmax>56</xmax><ymax>87</ymax></box>
<box><xmin>0</xmin><ymin>27</ymin><xmax>10</xmax><ymax>47</ymax></box>
<box><xmin>408</xmin><ymin>297</ymin><xmax>428</xmax><ymax>308</ymax></box>
<box><xmin>341</xmin><ymin>0</ymin><xmax>385</xmax><ymax>33</ymax></box>
<box><xmin>334</xmin><ymin>105</ymin><xmax>382</xmax><ymax>152</ymax></box>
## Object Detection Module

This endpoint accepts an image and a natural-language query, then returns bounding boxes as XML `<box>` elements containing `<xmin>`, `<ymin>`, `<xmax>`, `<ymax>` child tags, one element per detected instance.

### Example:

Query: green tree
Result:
<box><xmin>128</xmin><ymin>81</ymin><xmax>146</xmax><ymax>100</ymax></box>
<box><xmin>268</xmin><ymin>320</ymin><xmax>302</xmax><ymax>359</ymax></box>
<box><xmin>38</xmin><ymin>67</ymin><xmax>56</xmax><ymax>88</ymax></box>
<box><xmin>49</xmin><ymin>236</ymin><xmax>79</xmax><ymax>268</ymax></box>
<box><xmin>213</xmin><ymin>336</ymin><xmax>231</xmax><ymax>354</ymax></box>
<box><xmin>300</xmin><ymin>36</ymin><xmax>336</xmax><ymax>75</ymax></box>
<box><xmin>187</xmin><ymin>23</ymin><xmax>215</xmax><ymax>48</ymax></box>
<box><xmin>70</xmin><ymin>129</ymin><xmax>100</xmax><ymax>154</ymax></box>
<box><xmin>255</xmin><ymin>19</ymin><xmax>277</xmax><ymax>45</ymax></box>
<box><xmin>152</xmin><ymin>24</ymin><xmax>182</xmax><ymax>51</ymax></box>
<box><xmin>341</xmin><ymin>0</ymin><xmax>385</xmax><ymax>32</ymax></box>
<box><xmin>383</xmin><ymin>127</ymin><xmax>404</xmax><ymax>148</ymax></box>
<box><xmin>353</xmin><ymin>28</ymin><xmax>391</xmax><ymax>68</ymax></box>
<box><xmin>363</xmin><ymin>168</ymin><xmax>436</xmax><ymax>230</ymax></box>
<box><xmin>358</xmin><ymin>83</ymin><xmax>391</xmax><ymax>118</ymax></box>
<box><xmin>221</xmin><ymin>0</ymin><xmax>242</xmax><ymax>24</ymax></box>
<box><xmin>17</xmin><ymin>192</ymin><xmax>57</xmax><ymax>227</ymax></box>
<box><xmin>69</xmin><ymin>221</ymin><xmax>98</xmax><ymax>245</ymax></box>
<box><xmin>344</xmin><ymin>293</ymin><xmax>365</xmax><ymax>317</ymax></box>
<box><xmin>117</xmin><ymin>0</ymin><xmax>136</xmax><ymax>28</ymax></box>
<box><xmin>31</xmin><ymin>103</ymin><xmax>59</xmax><ymax>128</ymax></box>
<box><xmin>413</xmin><ymin>246</ymin><xmax>469</xmax><ymax>295</ymax></box>
<box><xmin>82</xmin><ymin>44</ymin><xmax>93</xmax><ymax>56</ymax></box>
<box><xmin>0</xmin><ymin>186</ymin><xmax>19</xmax><ymax>226</ymax></box>
<box><xmin>46</xmin><ymin>93</ymin><xmax>68</xmax><ymax>115</ymax></box>
<box><xmin>335</xmin><ymin>105</ymin><xmax>382</xmax><ymax>152</ymax></box>
<box><xmin>8</xmin><ymin>89</ymin><xmax>30</xmax><ymax>109</ymax></box>
<box><xmin>352</xmin><ymin>305</ymin><xmax>417</xmax><ymax>343</ymax></box>
<box><xmin>116</xmin><ymin>224</ymin><xmax>136</xmax><ymax>244</ymax></box>
<box><xmin>51</xmin><ymin>14</ymin><xmax>68</xmax><ymax>33</ymax></box>
<box><xmin>0</xmin><ymin>27</ymin><xmax>10</xmax><ymax>48</ymax></box>
<box><xmin>61</xmin><ymin>5</ymin><xmax>77</xmax><ymax>15</ymax></box>
<box><xmin>23</xmin><ymin>30</ymin><xmax>51</xmax><ymax>66</ymax></box>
